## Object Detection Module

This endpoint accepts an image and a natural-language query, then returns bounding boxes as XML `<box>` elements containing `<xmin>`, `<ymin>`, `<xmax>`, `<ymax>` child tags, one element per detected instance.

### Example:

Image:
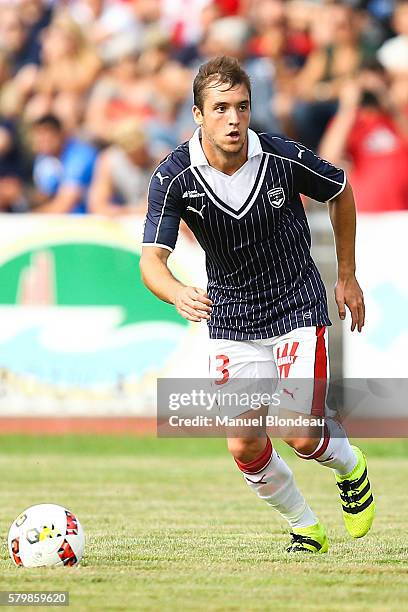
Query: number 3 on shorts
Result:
<box><xmin>215</xmin><ymin>354</ymin><xmax>230</xmax><ymax>385</ymax></box>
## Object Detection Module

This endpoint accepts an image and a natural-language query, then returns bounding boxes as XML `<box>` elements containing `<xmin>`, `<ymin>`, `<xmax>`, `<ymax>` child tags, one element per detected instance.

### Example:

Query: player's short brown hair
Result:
<box><xmin>193</xmin><ymin>56</ymin><xmax>251</xmax><ymax>113</ymax></box>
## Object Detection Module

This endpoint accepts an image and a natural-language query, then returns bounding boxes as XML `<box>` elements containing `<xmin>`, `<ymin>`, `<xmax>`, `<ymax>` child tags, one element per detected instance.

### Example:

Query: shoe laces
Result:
<box><xmin>289</xmin><ymin>532</ymin><xmax>315</xmax><ymax>547</ymax></box>
<box><xmin>337</xmin><ymin>476</ymin><xmax>360</xmax><ymax>506</ymax></box>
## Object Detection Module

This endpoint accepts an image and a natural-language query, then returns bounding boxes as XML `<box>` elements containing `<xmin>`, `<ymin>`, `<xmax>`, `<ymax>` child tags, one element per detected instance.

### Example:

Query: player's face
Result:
<box><xmin>193</xmin><ymin>81</ymin><xmax>251</xmax><ymax>157</ymax></box>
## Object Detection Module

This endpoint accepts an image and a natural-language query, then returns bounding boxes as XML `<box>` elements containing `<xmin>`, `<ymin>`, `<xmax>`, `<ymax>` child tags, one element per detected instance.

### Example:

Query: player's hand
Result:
<box><xmin>335</xmin><ymin>276</ymin><xmax>365</xmax><ymax>332</ymax></box>
<box><xmin>174</xmin><ymin>286</ymin><xmax>213</xmax><ymax>322</ymax></box>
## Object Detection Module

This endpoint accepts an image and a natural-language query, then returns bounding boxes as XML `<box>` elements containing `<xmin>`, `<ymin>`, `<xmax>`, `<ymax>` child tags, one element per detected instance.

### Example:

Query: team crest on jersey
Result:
<box><xmin>267</xmin><ymin>187</ymin><xmax>285</xmax><ymax>208</ymax></box>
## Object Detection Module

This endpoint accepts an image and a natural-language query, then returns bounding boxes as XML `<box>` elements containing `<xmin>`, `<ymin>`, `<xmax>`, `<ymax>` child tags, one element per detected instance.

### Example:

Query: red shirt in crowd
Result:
<box><xmin>346</xmin><ymin>109</ymin><xmax>408</xmax><ymax>213</ymax></box>
<box><xmin>214</xmin><ymin>0</ymin><xmax>241</xmax><ymax>15</ymax></box>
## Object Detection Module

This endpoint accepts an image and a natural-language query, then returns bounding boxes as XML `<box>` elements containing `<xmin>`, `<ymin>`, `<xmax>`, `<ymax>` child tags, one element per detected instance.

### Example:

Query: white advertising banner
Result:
<box><xmin>343</xmin><ymin>212</ymin><xmax>408</xmax><ymax>378</ymax></box>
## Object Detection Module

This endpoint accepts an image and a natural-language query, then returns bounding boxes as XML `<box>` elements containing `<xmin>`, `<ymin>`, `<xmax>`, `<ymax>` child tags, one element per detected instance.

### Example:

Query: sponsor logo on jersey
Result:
<box><xmin>183</xmin><ymin>190</ymin><xmax>205</xmax><ymax>199</ymax></box>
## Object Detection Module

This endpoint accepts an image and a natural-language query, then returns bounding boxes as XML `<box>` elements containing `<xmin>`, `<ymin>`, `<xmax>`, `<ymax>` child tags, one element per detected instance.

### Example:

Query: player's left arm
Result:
<box><xmin>291</xmin><ymin>142</ymin><xmax>365</xmax><ymax>332</ymax></box>
<box><xmin>328</xmin><ymin>180</ymin><xmax>365</xmax><ymax>332</ymax></box>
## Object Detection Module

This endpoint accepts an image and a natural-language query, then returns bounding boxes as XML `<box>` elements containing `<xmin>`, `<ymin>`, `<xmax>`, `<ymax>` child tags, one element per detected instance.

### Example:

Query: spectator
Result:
<box><xmin>377</xmin><ymin>0</ymin><xmax>408</xmax><ymax>118</ymax></box>
<box><xmin>197</xmin><ymin>16</ymin><xmax>280</xmax><ymax>132</ymax></box>
<box><xmin>36</xmin><ymin>13</ymin><xmax>101</xmax><ymax>96</ymax></box>
<box><xmin>248</xmin><ymin>0</ymin><xmax>286</xmax><ymax>37</ymax></box>
<box><xmin>88</xmin><ymin>118</ymin><xmax>152</xmax><ymax>216</ymax></box>
<box><xmin>84</xmin><ymin>33</ymin><xmax>156</xmax><ymax>144</ymax></box>
<box><xmin>137</xmin><ymin>27</ymin><xmax>173</xmax><ymax>76</ymax></box>
<box><xmin>29</xmin><ymin>113</ymin><xmax>98</xmax><ymax>213</ymax></box>
<box><xmin>0</xmin><ymin>0</ymin><xmax>407</xmax><ymax>213</ymax></box>
<box><xmin>161</xmin><ymin>0</ymin><xmax>212</xmax><ymax>48</ymax></box>
<box><xmin>132</xmin><ymin>0</ymin><xmax>162</xmax><ymax>28</ymax></box>
<box><xmin>284</xmin><ymin>0</ymin><xmax>315</xmax><ymax>68</ymax></box>
<box><xmin>4</xmin><ymin>12</ymin><xmax>101</xmax><ymax>131</ymax></box>
<box><xmin>0</xmin><ymin>5</ymin><xmax>41</xmax><ymax>123</ymax></box>
<box><xmin>0</xmin><ymin>6</ymin><xmax>40</xmax><ymax>74</ymax></box>
<box><xmin>18</xmin><ymin>0</ymin><xmax>53</xmax><ymax>66</ymax></box>
<box><xmin>0</xmin><ymin>50</ymin><xmax>13</xmax><ymax>114</ymax></box>
<box><xmin>293</xmin><ymin>3</ymin><xmax>365</xmax><ymax>149</ymax></box>
<box><xmin>319</xmin><ymin>62</ymin><xmax>408</xmax><ymax>213</ymax></box>
<box><xmin>0</xmin><ymin>117</ymin><xmax>27</xmax><ymax>212</ymax></box>
<box><xmin>149</xmin><ymin>60</ymin><xmax>194</xmax><ymax>155</ymax></box>
<box><xmin>68</xmin><ymin>0</ymin><xmax>141</xmax><ymax>57</ymax></box>
<box><xmin>213</xmin><ymin>0</ymin><xmax>243</xmax><ymax>15</ymax></box>
<box><xmin>172</xmin><ymin>2</ymin><xmax>222</xmax><ymax>67</ymax></box>
<box><xmin>23</xmin><ymin>14</ymin><xmax>101</xmax><ymax>127</ymax></box>
<box><xmin>249</xmin><ymin>0</ymin><xmax>305</xmax><ymax>137</ymax></box>
<box><xmin>377</xmin><ymin>0</ymin><xmax>408</xmax><ymax>74</ymax></box>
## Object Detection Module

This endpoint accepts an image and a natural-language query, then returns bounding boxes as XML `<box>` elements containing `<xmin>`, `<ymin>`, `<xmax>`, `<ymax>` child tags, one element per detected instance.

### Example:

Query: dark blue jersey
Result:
<box><xmin>143</xmin><ymin>130</ymin><xmax>346</xmax><ymax>340</ymax></box>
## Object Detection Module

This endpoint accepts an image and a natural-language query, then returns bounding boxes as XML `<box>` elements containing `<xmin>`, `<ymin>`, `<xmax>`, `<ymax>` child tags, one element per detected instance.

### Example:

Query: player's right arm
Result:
<box><xmin>140</xmin><ymin>162</ymin><xmax>212</xmax><ymax>322</ymax></box>
<box><xmin>140</xmin><ymin>246</ymin><xmax>211</xmax><ymax>322</ymax></box>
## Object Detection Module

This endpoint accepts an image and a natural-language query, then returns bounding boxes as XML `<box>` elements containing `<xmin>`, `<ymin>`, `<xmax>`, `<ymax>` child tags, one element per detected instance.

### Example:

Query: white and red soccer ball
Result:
<box><xmin>8</xmin><ymin>504</ymin><xmax>85</xmax><ymax>567</ymax></box>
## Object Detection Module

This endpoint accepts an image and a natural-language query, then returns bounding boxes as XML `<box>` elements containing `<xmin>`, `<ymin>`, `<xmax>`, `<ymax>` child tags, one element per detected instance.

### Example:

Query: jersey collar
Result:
<box><xmin>188</xmin><ymin>128</ymin><xmax>263</xmax><ymax>167</ymax></box>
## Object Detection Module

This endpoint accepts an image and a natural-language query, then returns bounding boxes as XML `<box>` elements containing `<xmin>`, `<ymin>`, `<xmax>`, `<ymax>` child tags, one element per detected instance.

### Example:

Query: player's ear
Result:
<box><xmin>192</xmin><ymin>105</ymin><xmax>203</xmax><ymax>126</ymax></box>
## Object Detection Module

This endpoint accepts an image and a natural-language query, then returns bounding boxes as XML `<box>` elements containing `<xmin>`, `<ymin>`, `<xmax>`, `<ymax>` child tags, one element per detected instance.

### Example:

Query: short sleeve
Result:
<box><xmin>293</xmin><ymin>146</ymin><xmax>346</xmax><ymax>202</ymax></box>
<box><xmin>142</xmin><ymin>171</ymin><xmax>183</xmax><ymax>251</ymax></box>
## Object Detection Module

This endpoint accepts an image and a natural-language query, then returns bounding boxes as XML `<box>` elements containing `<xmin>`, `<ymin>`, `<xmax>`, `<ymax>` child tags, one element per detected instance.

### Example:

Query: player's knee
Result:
<box><xmin>227</xmin><ymin>437</ymin><xmax>265</xmax><ymax>463</ymax></box>
<box><xmin>284</xmin><ymin>437</ymin><xmax>321</xmax><ymax>456</ymax></box>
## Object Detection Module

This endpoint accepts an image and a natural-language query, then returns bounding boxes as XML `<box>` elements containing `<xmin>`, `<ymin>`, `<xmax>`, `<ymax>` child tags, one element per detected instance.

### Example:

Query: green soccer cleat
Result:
<box><xmin>335</xmin><ymin>445</ymin><xmax>375</xmax><ymax>538</ymax></box>
<box><xmin>286</xmin><ymin>521</ymin><xmax>329</xmax><ymax>553</ymax></box>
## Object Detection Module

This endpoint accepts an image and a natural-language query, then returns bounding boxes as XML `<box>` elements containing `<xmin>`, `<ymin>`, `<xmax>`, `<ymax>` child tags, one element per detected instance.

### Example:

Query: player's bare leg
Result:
<box><xmin>225</xmin><ymin>407</ymin><xmax>328</xmax><ymax>553</ymax></box>
<box><xmin>283</xmin><ymin>419</ymin><xmax>357</xmax><ymax>475</ymax></box>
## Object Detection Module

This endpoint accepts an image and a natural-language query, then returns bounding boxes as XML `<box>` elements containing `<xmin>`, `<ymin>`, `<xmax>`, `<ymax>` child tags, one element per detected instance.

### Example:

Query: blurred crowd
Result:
<box><xmin>1</xmin><ymin>0</ymin><xmax>408</xmax><ymax>215</ymax></box>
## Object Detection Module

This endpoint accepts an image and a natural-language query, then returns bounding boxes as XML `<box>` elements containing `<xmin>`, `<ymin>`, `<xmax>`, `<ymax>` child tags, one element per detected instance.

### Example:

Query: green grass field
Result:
<box><xmin>1</xmin><ymin>436</ymin><xmax>407</xmax><ymax>611</ymax></box>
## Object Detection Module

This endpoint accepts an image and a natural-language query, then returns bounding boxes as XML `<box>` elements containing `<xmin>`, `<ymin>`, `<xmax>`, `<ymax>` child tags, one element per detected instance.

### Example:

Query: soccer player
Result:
<box><xmin>140</xmin><ymin>56</ymin><xmax>375</xmax><ymax>553</ymax></box>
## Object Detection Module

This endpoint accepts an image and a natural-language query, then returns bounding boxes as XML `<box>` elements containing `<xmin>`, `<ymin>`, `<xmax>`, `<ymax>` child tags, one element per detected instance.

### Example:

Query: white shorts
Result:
<box><xmin>209</xmin><ymin>326</ymin><xmax>329</xmax><ymax>417</ymax></box>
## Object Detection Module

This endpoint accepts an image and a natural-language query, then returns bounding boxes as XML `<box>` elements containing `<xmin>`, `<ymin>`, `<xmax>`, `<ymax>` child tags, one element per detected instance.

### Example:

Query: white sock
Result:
<box><xmin>296</xmin><ymin>419</ymin><xmax>357</xmax><ymax>476</ymax></box>
<box><xmin>236</xmin><ymin>439</ymin><xmax>317</xmax><ymax>528</ymax></box>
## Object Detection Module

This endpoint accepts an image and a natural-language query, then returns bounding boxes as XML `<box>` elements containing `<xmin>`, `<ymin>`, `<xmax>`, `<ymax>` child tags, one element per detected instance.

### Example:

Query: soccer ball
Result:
<box><xmin>8</xmin><ymin>504</ymin><xmax>85</xmax><ymax>568</ymax></box>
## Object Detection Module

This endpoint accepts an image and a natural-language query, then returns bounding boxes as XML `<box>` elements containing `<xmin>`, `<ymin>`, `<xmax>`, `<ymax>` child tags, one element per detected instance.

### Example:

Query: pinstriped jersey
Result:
<box><xmin>143</xmin><ymin>129</ymin><xmax>346</xmax><ymax>340</ymax></box>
